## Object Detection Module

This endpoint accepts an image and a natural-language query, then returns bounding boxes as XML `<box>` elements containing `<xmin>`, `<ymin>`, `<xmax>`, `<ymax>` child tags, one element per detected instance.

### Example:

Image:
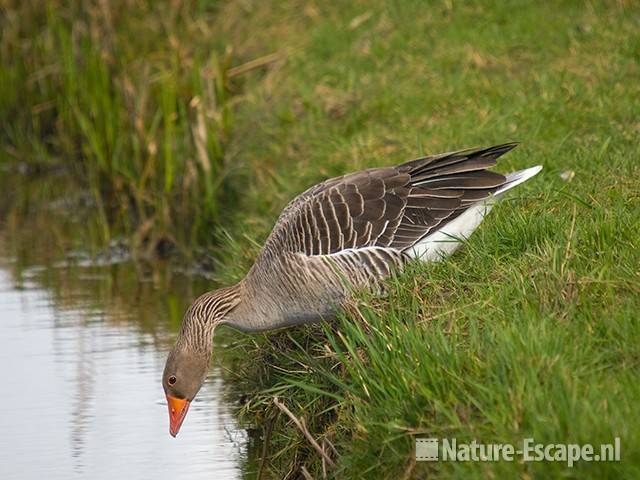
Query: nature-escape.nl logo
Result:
<box><xmin>415</xmin><ymin>437</ymin><xmax>621</xmax><ymax>467</ymax></box>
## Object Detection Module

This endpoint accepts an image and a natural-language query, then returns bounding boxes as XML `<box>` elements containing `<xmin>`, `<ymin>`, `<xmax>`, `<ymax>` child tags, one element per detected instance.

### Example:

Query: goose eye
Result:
<box><xmin>168</xmin><ymin>375</ymin><xmax>177</xmax><ymax>386</ymax></box>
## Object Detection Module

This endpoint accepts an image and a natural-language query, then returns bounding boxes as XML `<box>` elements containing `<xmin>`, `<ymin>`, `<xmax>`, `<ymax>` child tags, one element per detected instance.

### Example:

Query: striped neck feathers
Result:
<box><xmin>177</xmin><ymin>284</ymin><xmax>242</xmax><ymax>352</ymax></box>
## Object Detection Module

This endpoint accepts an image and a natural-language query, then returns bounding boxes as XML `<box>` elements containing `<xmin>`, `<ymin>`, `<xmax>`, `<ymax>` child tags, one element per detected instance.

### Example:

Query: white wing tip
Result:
<box><xmin>496</xmin><ymin>165</ymin><xmax>543</xmax><ymax>194</ymax></box>
<box><xmin>526</xmin><ymin>164</ymin><xmax>543</xmax><ymax>176</ymax></box>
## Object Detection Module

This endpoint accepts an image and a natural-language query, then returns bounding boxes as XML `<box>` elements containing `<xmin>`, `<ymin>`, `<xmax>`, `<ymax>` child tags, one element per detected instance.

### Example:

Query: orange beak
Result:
<box><xmin>166</xmin><ymin>394</ymin><xmax>191</xmax><ymax>437</ymax></box>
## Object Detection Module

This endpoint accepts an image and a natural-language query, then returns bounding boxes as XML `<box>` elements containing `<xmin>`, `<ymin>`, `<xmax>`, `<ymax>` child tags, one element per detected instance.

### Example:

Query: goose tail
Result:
<box><xmin>403</xmin><ymin>165</ymin><xmax>542</xmax><ymax>261</ymax></box>
<box><xmin>495</xmin><ymin>165</ymin><xmax>543</xmax><ymax>196</ymax></box>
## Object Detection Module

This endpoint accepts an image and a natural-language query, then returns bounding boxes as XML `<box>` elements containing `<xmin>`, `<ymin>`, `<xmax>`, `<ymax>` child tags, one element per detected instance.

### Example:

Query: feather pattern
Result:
<box><xmin>216</xmin><ymin>143</ymin><xmax>541</xmax><ymax>332</ymax></box>
<box><xmin>259</xmin><ymin>143</ymin><xmax>516</xmax><ymax>258</ymax></box>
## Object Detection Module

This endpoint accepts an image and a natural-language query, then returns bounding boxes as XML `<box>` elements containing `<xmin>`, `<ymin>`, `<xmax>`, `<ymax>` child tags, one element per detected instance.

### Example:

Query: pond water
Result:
<box><xmin>0</xmin><ymin>235</ymin><xmax>247</xmax><ymax>479</ymax></box>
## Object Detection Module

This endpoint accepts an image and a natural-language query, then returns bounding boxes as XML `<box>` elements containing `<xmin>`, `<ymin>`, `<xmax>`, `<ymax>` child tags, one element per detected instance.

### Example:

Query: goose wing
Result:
<box><xmin>261</xmin><ymin>143</ymin><xmax>516</xmax><ymax>258</ymax></box>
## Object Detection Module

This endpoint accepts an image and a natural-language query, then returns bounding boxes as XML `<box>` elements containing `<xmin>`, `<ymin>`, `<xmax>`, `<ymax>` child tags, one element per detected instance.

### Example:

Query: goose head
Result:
<box><xmin>162</xmin><ymin>284</ymin><xmax>241</xmax><ymax>437</ymax></box>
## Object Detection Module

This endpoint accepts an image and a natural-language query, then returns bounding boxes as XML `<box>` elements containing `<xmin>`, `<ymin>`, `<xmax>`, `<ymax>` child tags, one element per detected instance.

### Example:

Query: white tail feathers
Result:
<box><xmin>495</xmin><ymin>165</ymin><xmax>543</xmax><ymax>195</ymax></box>
<box><xmin>404</xmin><ymin>165</ymin><xmax>542</xmax><ymax>262</ymax></box>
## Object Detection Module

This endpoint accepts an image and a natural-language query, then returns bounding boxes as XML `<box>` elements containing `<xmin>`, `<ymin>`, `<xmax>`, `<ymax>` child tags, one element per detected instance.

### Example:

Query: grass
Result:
<box><xmin>3</xmin><ymin>0</ymin><xmax>640</xmax><ymax>478</ymax></box>
<box><xmin>209</xmin><ymin>1</ymin><xmax>640</xmax><ymax>478</ymax></box>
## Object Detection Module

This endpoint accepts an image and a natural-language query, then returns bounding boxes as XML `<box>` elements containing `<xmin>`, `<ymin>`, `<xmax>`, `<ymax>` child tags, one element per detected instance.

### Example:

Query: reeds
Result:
<box><xmin>0</xmin><ymin>0</ymin><xmax>237</xmax><ymax>257</ymax></box>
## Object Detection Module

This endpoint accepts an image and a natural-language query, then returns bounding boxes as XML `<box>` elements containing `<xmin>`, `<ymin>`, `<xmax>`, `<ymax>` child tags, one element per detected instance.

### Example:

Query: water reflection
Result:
<box><xmin>0</xmin><ymin>243</ymin><xmax>246</xmax><ymax>479</ymax></box>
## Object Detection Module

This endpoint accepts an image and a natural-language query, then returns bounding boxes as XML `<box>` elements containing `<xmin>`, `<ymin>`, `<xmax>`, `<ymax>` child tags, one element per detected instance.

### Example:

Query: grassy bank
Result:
<box><xmin>3</xmin><ymin>0</ymin><xmax>640</xmax><ymax>478</ymax></box>
<box><xmin>209</xmin><ymin>1</ymin><xmax>640</xmax><ymax>478</ymax></box>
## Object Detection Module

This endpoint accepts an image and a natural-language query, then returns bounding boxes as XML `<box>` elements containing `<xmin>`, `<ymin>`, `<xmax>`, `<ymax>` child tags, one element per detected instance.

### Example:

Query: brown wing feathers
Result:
<box><xmin>264</xmin><ymin>143</ymin><xmax>516</xmax><ymax>257</ymax></box>
<box><xmin>386</xmin><ymin>143</ymin><xmax>514</xmax><ymax>250</ymax></box>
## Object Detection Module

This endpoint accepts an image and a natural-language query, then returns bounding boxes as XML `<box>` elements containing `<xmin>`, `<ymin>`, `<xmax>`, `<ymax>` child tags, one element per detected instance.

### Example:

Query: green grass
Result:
<box><xmin>210</xmin><ymin>1</ymin><xmax>640</xmax><ymax>478</ymax></box>
<box><xmin>3</xmin><ymin>0</ymin><xmax>640</xmax><ymax>478</ymax></box>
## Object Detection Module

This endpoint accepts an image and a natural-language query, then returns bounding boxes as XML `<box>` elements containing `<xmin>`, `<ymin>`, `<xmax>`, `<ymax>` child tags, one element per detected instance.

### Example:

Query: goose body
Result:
<box><xmin>225</xmin><ymin>143</ymin><xmax>540</xmax><ymax>331</ymax></box>
<box><xmin>163</xmin><ymin>143</ymin><xmax>541</xmax><ymax>436</ymax></box>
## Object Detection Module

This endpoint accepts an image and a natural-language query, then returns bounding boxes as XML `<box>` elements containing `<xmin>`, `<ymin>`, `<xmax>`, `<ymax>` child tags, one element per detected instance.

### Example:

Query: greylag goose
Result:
<box><xmin>163</xmin><ymin>143</ymin><xmax>541</xmax><ymax>436</ymax></box>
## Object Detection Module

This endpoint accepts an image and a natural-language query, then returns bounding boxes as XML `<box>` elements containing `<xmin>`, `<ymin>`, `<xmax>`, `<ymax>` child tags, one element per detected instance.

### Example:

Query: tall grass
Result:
<box><xmin>0</xmin><ymin>0</ymin><xmax>237</xmax><ymax>256</ymax></box>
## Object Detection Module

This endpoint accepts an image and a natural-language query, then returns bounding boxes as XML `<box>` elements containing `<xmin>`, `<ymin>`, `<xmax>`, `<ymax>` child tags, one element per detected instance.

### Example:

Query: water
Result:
<box><xmin>0</xmin><ymin>240</ymin><xmax>246</xmax><ymax>479</ymax></box>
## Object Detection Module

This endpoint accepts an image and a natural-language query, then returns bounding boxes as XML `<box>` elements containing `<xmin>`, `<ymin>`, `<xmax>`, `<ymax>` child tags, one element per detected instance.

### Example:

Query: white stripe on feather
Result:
<box><xmin>404</xmin><ymin>165</ymin><xmax>542</xmax><ymax>262</ymax></box>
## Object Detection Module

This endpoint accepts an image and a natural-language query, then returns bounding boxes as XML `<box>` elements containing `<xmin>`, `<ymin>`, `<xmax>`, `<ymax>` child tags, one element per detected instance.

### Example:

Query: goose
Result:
<box><xmin>162</xmin><ymin>143</ymin><xmax>541</xmax><ymax>436</ymax></box>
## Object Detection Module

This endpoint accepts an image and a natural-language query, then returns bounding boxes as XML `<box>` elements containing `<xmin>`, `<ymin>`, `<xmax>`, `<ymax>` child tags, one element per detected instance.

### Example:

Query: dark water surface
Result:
<box><xmin>0</xmin><ymin>236</ymin><xmax>246</xmax><ymax>479</ymax></box>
